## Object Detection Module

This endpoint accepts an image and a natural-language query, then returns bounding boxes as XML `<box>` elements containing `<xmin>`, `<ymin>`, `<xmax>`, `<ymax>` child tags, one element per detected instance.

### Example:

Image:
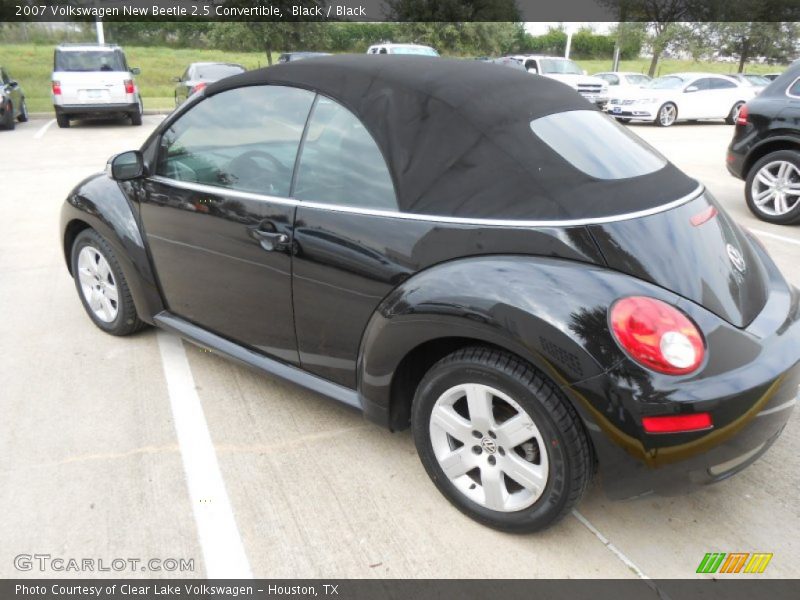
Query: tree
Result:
<box><xmin>712</xmin><ymin>22</ymin><xmax>799</xmax><ymax>73</ymax></box>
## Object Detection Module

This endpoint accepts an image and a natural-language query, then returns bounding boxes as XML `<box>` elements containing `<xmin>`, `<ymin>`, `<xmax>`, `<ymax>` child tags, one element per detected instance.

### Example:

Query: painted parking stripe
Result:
<box><xmin>156</xmin><ymin>331</ymin><xmax>252</xmax><ymax>578</ymax></box>
<box><xmin>749</xmin><ymin>228</ymin><xmax>800</xmax><ymax>247</ymax></box>
<box><xmin>34</xmin><ymin>118</ymin><xmax>56</xmax><ymax>139</ymax></box>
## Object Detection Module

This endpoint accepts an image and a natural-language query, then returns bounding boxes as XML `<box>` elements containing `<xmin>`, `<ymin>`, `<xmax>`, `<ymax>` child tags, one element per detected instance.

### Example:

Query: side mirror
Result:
<box><xmin>130</xmin><ymin>67</ymin><xmax>141</xmax><ymax>75</ymax></box>
<box><xmin>527</xmin><ymin>67</ymin><xmax>538</xmax><ymax>74</ymax></box>
<box><xmin>8</xmin><ymin>80</ymin><xmax>18</xmax><ymax>87</ymax></box>
<box><xmin>107</xmin><ymin>151</ymin><xmax>144</xmax><ymax>181</ymax></box>
<box><xmin>685</xmin><ymin>85</ymin><xmax>699</xmax><ymax>93</ymax></box>
<box><xmin>171</xmin><ymin>76</ymin><xmax>181</xmax><ymax>82</ymax></box>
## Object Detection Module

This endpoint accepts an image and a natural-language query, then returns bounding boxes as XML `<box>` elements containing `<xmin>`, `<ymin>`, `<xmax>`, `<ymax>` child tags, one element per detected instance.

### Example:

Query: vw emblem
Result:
<box><xmin>480</xmin><ymin>436</ymin><xmax>497</xmax><ymax>455</ymax></box>
<box><xmin>726</xmin><ymin>243</ymin><xmax>746</xmax><ymax>273</ymax></box>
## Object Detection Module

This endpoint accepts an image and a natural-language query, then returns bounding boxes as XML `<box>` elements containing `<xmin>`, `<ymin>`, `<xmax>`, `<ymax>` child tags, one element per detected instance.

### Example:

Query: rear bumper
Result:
<box><xmin>55</xmin><ymin>103</ymin><xmax>138</xmax><ymax>117</ymax></box>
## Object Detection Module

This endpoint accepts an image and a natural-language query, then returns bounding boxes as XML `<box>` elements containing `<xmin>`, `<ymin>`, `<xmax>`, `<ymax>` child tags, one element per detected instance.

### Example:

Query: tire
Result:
<box><xmin>56</xmin><ymin>113</ymin><xmax>70</xmax><ymax>128</ymax></box>
<box><xmin>17</xmin><ymin>98</ymin><xmax>29</xmax><ymax>122</ymax></box>
<box><xmin>656</xmin><ymin>102</ymin><xmax>677</xmax><ymax>127</ymax></box>
<box><xmin>726</xmin><ymin>101</ymin><xmax>744</xmax><ymax>125</ymax></box>
<box><xmin>1</xmin><ymin>101</ymin><xmax>15</xmax><ymax>130</ymax></box>
<box><xmin>615</xmin><ymin>117</ymin><xmax>631</xmax><ymax>124</ymax></box>
<box><xmin>130</xmin><ymin>97</ymin><xmax>143</xmax><ymax>126</ymax></box>
<box><xmin>745</xmin><ymin>150</ymin><xmax>800</xmax><ymax>224</ymax></box>
<box><xmin>411</xmin><ymin>347</ymin><xmax>593</xmax><ymax>533</ymax></box>
<box><xmin>70</xmin><ymin>229</ymin><xmax>146</xmax><ymax>336</ymax></box>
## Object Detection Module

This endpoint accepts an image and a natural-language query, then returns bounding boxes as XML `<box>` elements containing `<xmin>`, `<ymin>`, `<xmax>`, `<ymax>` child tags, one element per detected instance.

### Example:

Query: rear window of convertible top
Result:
<box><xmin>530</xmin><ymin>110</ymin><xmax>667</xmax><ymax>179</ymax></box>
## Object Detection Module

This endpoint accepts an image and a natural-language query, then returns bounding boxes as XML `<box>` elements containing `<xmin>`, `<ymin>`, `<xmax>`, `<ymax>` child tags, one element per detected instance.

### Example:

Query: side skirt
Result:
<box><xmin>153</xmin><ymin>311</ymin><xmax>363</xmax><ymax>411</ymax></box>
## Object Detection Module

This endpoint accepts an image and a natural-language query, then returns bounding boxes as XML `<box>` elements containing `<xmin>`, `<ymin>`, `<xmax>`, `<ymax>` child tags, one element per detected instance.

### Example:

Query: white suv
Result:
<box><xmin>509</xmin><ymin>55</ymin><xmax>609</xmax><ymax>107</ymax></box>
<box><xmin>367</xmin><ymin>43</ymin><xmax>439</xmax><ymax>56</ymax></box>
<box><xmin>52</xmin><ymin>44</ymin><xmax>143</xmax><ymax>128</ymax></box>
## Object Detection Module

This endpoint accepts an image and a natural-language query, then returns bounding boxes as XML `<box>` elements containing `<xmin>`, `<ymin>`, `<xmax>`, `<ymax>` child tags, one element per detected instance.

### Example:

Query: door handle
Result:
<box><xmin>248</xmin><ymin>222</ymin><xmax>290</xmax><ymax>252</ymax></box>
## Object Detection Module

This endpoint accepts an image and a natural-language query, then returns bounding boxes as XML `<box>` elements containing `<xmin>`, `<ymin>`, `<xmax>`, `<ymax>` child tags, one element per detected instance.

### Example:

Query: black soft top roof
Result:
<box><xmin>206</xmin><ymin>55</ymin><xmax>698</xmax><ymax>221</ymax></box>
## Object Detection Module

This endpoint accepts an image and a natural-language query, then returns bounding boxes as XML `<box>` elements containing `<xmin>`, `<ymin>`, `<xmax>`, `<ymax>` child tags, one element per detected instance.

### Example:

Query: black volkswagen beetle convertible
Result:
<box><xmin>61</xmin><ymin>56</ymin><xmax>799</xmax><ymax>532</ymax></box>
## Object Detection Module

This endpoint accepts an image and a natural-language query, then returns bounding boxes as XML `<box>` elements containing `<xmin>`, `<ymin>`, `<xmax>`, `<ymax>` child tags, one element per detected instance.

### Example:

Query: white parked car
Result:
<box><xmin>509</xmin><ymin>55</ymin><xmax>608</xmax><ymax>107</ymax></box>
<box><xmin>729</xmin><ymin>73</ymin><xmax>771</xmax><ymax>94</ymax></box>
<box><xmin>367</xmin><ymin>43</ymin><xmax>439</xmax><ymax>56</ymax></box>
<box><xmin>594</xmin><ymin>71</ymin><xmax>652</xmax><ymax>88</ymax></box>
<box><xmin>51</xmin><ymin>43</ymin><xmax>143</xmax><ymax>128</ymax></box>
<box><xmin>605</xmin><ymin>72</ymin><xmax>755</xmax><ymax>126</ymax></box>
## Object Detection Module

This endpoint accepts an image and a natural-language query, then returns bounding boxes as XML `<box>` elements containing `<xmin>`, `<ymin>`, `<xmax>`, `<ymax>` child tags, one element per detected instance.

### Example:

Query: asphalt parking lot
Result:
<box><xmin>1</xmin><ymin>115</ymin><xmax>798</xmax><ymax>581</ymax></box>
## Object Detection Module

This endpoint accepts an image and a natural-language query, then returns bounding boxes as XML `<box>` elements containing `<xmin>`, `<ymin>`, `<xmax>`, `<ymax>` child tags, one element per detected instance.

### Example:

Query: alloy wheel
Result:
<box><xmin>751</xmin><ymin>160</ymin><xmax>800</xmax><ymax>216</ymax></box>
<box><xmin>77</xmin><ymin>246</ymin><xmax>119</xmax><ymax>323</ymax></box>
<box><xmin>429</xmin><ymin>383</ymin><xmax>549</xmax><ymax>512</ymax></box>
<box><xmin>659</xmin><ymin>104</ymin><xmax>677</xmax><ymax>126</ymax></box>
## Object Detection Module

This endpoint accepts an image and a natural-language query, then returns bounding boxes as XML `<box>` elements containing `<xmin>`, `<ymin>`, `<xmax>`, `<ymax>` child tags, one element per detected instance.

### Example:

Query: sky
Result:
<box><xmin>525</xmin><ymin>22</ymin><xmax>615</xmax><ymax>35</ymax></box>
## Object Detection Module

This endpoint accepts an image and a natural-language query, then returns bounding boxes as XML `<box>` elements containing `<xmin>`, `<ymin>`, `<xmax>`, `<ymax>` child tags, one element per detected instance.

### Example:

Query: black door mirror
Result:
<box><xmin>131</xmin><ymin>67</ymin><xmax>141</xmax><ymax>75</ymax></box>
<box><xmin>107</xmin><ymin>151</ymin><xmax>144</xmax><ymax>181</ymax></box>
<box><xmin>8</xmin><ymin>80</ymin><xmax>18</xmax><ymax>88</ymax></box>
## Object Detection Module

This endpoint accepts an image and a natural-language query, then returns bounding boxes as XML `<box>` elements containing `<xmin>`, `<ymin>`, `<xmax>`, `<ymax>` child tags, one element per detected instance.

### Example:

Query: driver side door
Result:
<box><xmin>139</xmin><ymin>85</ymin><xmax>315</xmax><ymax>363</ymax></box>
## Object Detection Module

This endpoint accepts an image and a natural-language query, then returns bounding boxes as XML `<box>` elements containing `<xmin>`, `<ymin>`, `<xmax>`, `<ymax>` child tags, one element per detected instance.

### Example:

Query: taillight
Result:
<box><xmin>736</xmin><ymin>104</ymin><xmax>749</xmax><ymax>126</ymax></box>
<box><xmin>124</xmin><ymin>80</ymin><xmax>135</xmax><ymax>94</ymax></box>
<box><xmin>191</xmin><ymin>82</ymin><xmax>207</xmax><ymax>95</ymax></box>
<box><xmin>610</xmin><ymin>296</ymin><xmax>705</xmax><ymax>375</ymax></box>
<box><xmin>52</xmin><ymin>81</ymin><xmax>61</xmax><ymax>95</ymax></box>
<box><xmin>642</xmin><ymin>412</ymin><xmax>713</xmax><ymax>434</ymax></box>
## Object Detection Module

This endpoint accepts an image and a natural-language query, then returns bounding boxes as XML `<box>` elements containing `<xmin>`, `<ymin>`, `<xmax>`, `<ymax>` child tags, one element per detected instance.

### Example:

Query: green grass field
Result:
<box><xmin>0</xmin><ymin>43</ymin><xmax>788</xmax><ymax>114</ymax></box>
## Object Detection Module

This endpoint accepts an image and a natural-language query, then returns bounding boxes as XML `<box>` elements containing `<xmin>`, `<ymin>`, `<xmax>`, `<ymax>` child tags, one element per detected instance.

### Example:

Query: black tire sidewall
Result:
<box><xmin>412</xmin><ymin>357</ymin><xmax>576</xmax><ymax>532</ymax></box>
<box><xmin>70</xmin><ymin>230</ymin><xmax>133</xmax><ymax>334</ymax></box>
<box><xmin>745</xmin><ymin>150</ymin><xmax>800</xmax><ymax>224</ymax></box>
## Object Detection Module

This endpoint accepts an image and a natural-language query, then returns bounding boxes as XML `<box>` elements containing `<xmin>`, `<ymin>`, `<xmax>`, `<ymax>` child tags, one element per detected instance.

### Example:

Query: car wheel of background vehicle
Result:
<box><xmin>745</xmin><ymin>150</ymin><xmax>800</xmax><ymax>224</ymax></box>
<box><xmin>17</xmin><ymin>98</ymin><xmax>28</xmax><ymax>122</ymax></box>
<box><xmin>657</xmin><ymin>102</ymin><xmax>677</xmax><ymax>127</ymax></box>
<box><xmin>56</xmin><ymin>113</ymin><xmax>70</xmax><ymax>128</ymax></box>
<box><xmin>70</xmin><ymin>229</ymin><xmax>146</xmax><ymax>336</ymax></box>
<box><xmin>130</xmin><ymin>98</ymin><xmax>143</xmax><ymax>126</ymax></box>
<box><xmin>411</xmin><ymin>347</ymin><xmax>594</xmax><ymax>533</ymax></box>
<box><xmin>726</xmin><ymin>102</ymin><xmax>744</xmax><ymax>125</ymax></box>
<box><xmin>2</xmin><ymin>101</ymin><xmax>15</xmax><ymax>130</ymax></box>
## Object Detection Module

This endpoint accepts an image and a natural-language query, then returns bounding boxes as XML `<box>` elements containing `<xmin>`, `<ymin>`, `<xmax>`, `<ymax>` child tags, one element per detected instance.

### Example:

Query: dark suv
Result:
<box><xmin>727</xmin><ymin>63</ymin><xmax>800</xmax><ymax>224</ymax></box>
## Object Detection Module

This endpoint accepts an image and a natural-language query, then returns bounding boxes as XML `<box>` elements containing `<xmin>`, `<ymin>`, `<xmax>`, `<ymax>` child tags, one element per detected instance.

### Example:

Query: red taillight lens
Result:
<box><xmin>52</xmin><ymin>81</ymin><xmax>61</xmax><ymax>95</ymax></box>
<box><xmin>124</xmin><ymin>79</ymin><xmax>135</xmax><ymax>94</ymax></box>
<box><xmin>642</xmin><ymin>412</ymin><xmax>713</xmax><ymax>434</ymax></box>
<box><xmin>736</xmin><ymin>104</ymin><xmax>749</xmax><ymax>126</ymax></box>
<box><xmin>610</xmin><ymin>296</ymin><xmax>705</xmax><ymax>375</ymax></box>
<box><xmin>191</xmin><ymin>82</ymin><xmax>207</xmax><ymax>95</ymax></box>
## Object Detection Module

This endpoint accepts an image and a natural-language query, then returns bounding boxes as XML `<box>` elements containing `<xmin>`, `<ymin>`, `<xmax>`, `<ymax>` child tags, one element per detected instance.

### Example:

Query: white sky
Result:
<box><xmin>525</xmin><ymin>22</ymin><xmax>616</xmax><ymax>35</ymax></box>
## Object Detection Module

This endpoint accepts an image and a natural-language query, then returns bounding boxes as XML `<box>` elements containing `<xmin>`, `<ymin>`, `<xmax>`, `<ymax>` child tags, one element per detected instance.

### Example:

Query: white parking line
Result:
<box><xmin>750</xmin><ymin>228</ymin><xmax>800</xmax><ymax>247</ymax></box>
<box><xmin>33</xmin><ymin>118</ymin><xmax>56</xmax><ymax>139</ymax></box>
<box><xmin>156</xmin><ymin>331</ymin><xmax>252</xmax><ymax>578</ymax></box>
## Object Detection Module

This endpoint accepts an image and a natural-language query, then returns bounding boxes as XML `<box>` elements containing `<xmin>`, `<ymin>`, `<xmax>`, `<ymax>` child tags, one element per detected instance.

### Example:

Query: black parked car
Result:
<box><xmin>1</xmin><ymin>65</ymin><xmax>28</xmax><ymax>130</ymax></box>
<box><xmin>61</xmin><ymin>56</ymin><xmax>799</xmax><ymax>532</ymax></box>
<box><xmin>728</xmin><ymin>63</ymin><xmax>800</xmax><ymax>224</ymax></box>
<box><xmin>173</xmin><ymin>62</ymin><xmax>246</xmax><ymax>106</ymax></box>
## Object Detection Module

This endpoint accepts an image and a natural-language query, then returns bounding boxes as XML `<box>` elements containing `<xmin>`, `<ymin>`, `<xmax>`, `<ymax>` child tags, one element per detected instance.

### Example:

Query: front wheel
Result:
<box><xmin>412</xmin><ymin>347</ymin><xmax>594</xmax><ymax>532</ymax></box>
<box><xmin>745</xmin><ymin>150</ymin><xmax>800</xmax><ymax>224</ymax></box>
<box><xmin>70</xmin><ymin>229</ymin><xmax>145</xmax><ymax>335</ymax></box>
<box><xmin>656</xmin><ymin>102</ymin><xmax>677</xmax><ymax>127</ymax></box>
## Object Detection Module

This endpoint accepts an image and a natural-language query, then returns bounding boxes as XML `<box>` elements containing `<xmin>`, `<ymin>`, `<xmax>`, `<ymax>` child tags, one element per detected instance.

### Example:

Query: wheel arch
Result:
<box><xmin>743</xmin><ymin>136</ymin><xmax>800</xmax><ymax>177</ymax></box>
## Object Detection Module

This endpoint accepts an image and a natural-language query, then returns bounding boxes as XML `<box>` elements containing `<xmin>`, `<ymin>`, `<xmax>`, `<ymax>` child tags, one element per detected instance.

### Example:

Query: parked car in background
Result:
<box><xmin>727</xmin><ymin>64</ymin><xmax>800</xmax><ymax>224</ymax></box>
<box><xmin>764</xmin><ymin>73</ymin><xmax>782</xmax><ymax>81</ymax></box>
<box><xmin>367</xmin><ymin>43</ymin><xmax>439</xmax><ymax>56</ymax></box>
<box><xmin>509</xmin><ymin>55</ymin><xmax>608</xmax><ymax>107</ymax></box>
<box><xmin>276</xmin><ymin>52</ymin><xmax>332</xmax><ymax>63</ymax></box>
<box><xmin>51</xmin><ymin>44</ymin><xmax>143</xmax><ymax>128</ymax></box>
<box><xmin>729</xmin><ymin>73</ymin><xmax>771</xmax><ymax>94</ymax></box>
<box><xmin>173</xmin><ymin>62</ymin><xmax>246</xmax><ymax>106</ymax></box>
<box><xmin>487</xmin><ymin>56</ymin><xmax>526</xmax><ymax>71</ymax></box>
<box><xmin>1</xmin><ymin>65</ymin><xmax>28</xmax><ymax>130</ymax></box>
<box><xmin>60</xmin><ymin>56</ymin><xmax>800</xmax><ymax>532</ymax></box>
<box><xmin>594</xmin><ymin>71</ymin><xmax>652</xmax><ymax>89</ymax></box>
<box><xmin>606</xmin><ymin>73</ymin><xmax>755</xmax><ymax>126</ymax></box>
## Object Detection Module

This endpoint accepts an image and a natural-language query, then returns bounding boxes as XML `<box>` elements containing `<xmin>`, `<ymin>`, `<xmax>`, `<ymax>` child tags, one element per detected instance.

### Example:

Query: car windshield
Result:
<box><xmin>195</xmin><ymin>64</ymin><xmax>245</xmax><ymax>80</ymax></box>
<box><xmin>647</xmin><ymin>76</ymin><xmax>686</xmax><ymax>90</ymax></box>
<box><xmin>744</xmin><ymin>75</ymin><xmax>769</xmax><ymax>86</ymax></box>
<box><xmin>539</xmin><ymin>59</ymin><xmax>583</xmax><ymax>75</ymax></box>
<box><xmin>55</xmin><ymin>50</ymin><xmax>126</xmax><ymax>72</ymax></box>
<box><xmin>391</xmin><ymin>46</ymin><xmax>439</xmax><ymax>56</ymax></box>
<box><xmin>627</xmin><ymin>74</ymin><xmax>651</xmax><ymax>85</ymax></box>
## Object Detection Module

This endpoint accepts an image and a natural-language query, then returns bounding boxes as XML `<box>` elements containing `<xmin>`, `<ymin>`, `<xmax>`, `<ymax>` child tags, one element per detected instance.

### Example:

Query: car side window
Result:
<box><xmin>293</xmin><ymin>96</ymin><xmax>397</xmax><ymax>210</ymax></box>
<box><xmin>605</xmin><ymin>74</ymin><xmax>619</xmax><ymax>85</ymax></box>
<box><xmin>710</xmin><ymin>78</ymin><xmax>736</xmax><ymax>89</ymax></box>
<box><xmin>155</xmin><ymin>85</ymin><xmax>315</xmax><ymax>197</ymax></box>
<box><xmin>788</xmin><ymin>78</ymin><xmax>800</xmax><ymax>97</ymax></box>
<box><xmin>688</xmin><ymin>78</ymin><xmax>713</xmax><ymax>91</ymax></box>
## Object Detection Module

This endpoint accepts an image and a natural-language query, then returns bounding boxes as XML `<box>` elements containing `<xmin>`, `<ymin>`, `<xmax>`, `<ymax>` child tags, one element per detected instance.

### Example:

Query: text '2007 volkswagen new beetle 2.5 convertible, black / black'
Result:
<box><xmin>61</xmin><ymin>56</ymin><xmax>799</xmax><ymax>532</ymax></box>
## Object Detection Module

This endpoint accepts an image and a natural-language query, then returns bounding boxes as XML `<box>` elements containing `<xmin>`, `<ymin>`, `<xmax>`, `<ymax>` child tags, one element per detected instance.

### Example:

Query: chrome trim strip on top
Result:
<box><xmin>149</xmin><ymin>175</ymin><xmax>705</xmax><ymax>228</ymax></box>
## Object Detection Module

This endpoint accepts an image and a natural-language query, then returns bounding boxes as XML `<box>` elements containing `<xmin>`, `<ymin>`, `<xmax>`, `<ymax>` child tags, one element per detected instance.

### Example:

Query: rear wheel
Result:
<box><xmin>726</xmin><ymin>101</ymin><xmax>744</xmax><ymax>125</ymax></box>
<box><xmin>745</xmin><ymin>150</ymin><xmax>800</xmax><ymax>224</ymax></box>
<box><xmin>70</xmin><ymin>229</ymin><xmax>145</xmax><ymax>335</ymax></box>
<box><xmin>17</xmin><ymin>98</ymin><xmax>29</xmax><ymax>122</ymax></box>
<box><xmin>1</xmin><ymin>101</ymin><xmax>15</xmax><ymax>130</ymax></box>
<box><xmin>56</xmin><ymin>113</ymin><xmax>70</xmax><ymax>128</ymax></box>
<box><xmin>656</xmin><ymin>102</ymin><xmax>677</xmax><ymax>127</ymax></box>
<box><xmin>130</xmin><ymin>97</ymin><xmax>143</xmax><ymax>126</ymax></box>
<box><xmin>412</xmin><ymin>347</ymin><xmax>593</xmax><ymax>532</ymax></box>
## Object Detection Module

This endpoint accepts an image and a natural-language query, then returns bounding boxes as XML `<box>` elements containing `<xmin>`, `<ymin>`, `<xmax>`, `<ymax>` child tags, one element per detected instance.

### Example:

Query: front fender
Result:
<box><xmin>357</xmin><ymin>255</ymin><xmax>681</xmax><ymax>429</ymax></box>
<box><xmin>60</xmin><ymin>174</ymin><xmax>163</xmax><ymax>324</ymax></box>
